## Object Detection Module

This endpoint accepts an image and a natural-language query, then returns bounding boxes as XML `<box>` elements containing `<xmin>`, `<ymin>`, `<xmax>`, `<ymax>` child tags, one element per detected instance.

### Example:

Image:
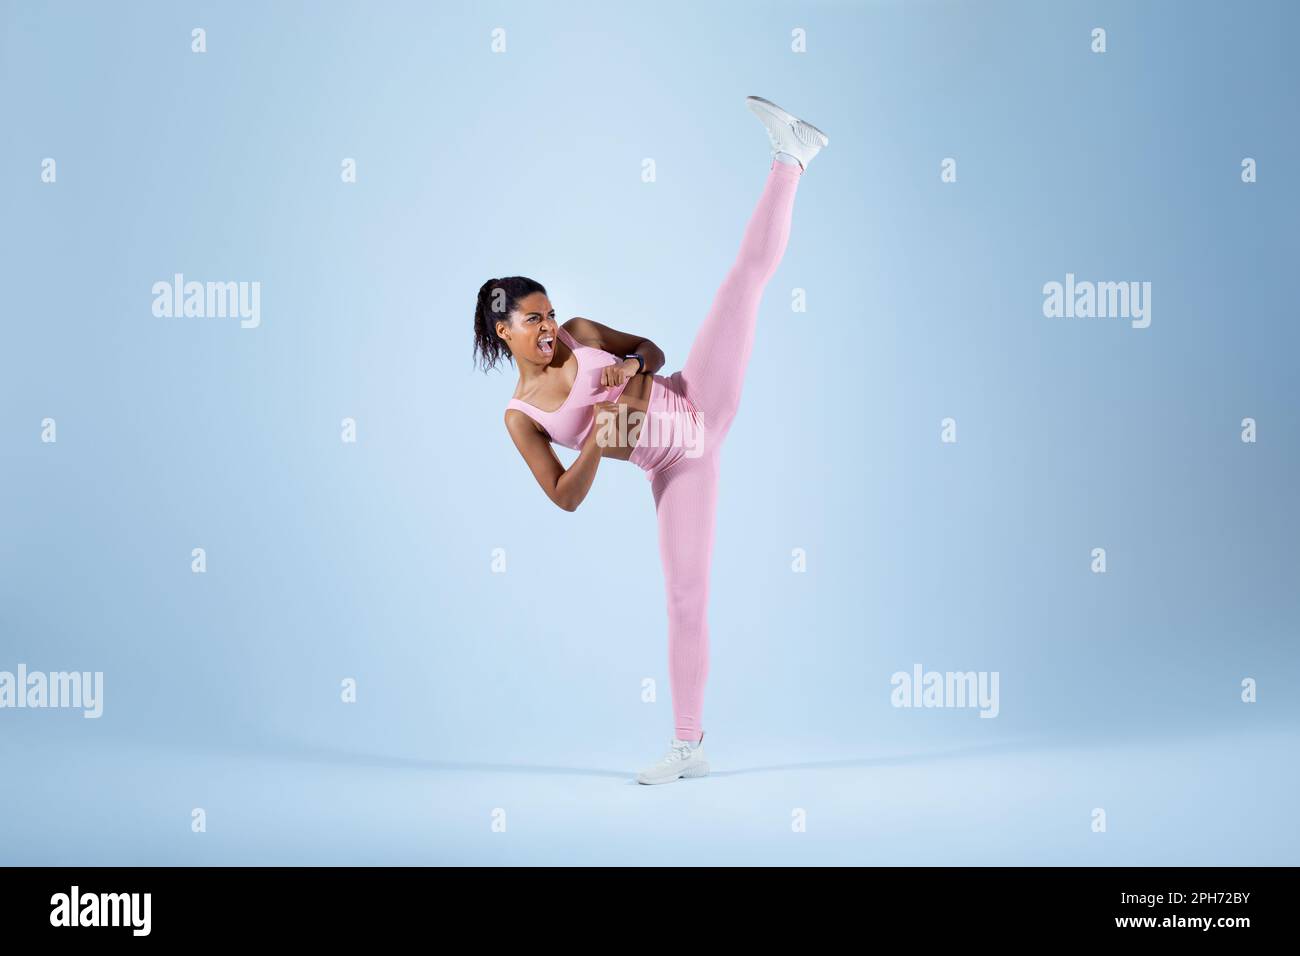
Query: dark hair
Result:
<box><xmin>473</xmin><ymin>276</ymin><xmax>548</xmax><ymax>373</ymax></box>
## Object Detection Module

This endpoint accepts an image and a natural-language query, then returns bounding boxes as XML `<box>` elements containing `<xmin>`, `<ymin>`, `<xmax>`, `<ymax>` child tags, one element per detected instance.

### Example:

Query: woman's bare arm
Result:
<box><xmin>564</xmin><ymin>317</ymin><xmax>665</xmax><ymax>375</ymax></box>
<box><xmin>504</xmin><ymin>408</ymin><xmax>603</xmax><ymax>512</ymax></box>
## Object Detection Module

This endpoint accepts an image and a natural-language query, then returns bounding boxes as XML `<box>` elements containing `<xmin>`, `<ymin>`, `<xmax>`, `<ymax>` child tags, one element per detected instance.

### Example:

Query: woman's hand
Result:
<box><xmin>586</xmin><ymin>401</ymin><xmax>624</xmax><ymax>449</ymax></box>
<box><xmin>589</xmin><ymin>400</ymin><xmax>622</xmax><ymax>428</ymax></box>
<box><xmin>599</xmin><ymin>358</ymin><xmax>641</xmax><ymax>388</ymax></box>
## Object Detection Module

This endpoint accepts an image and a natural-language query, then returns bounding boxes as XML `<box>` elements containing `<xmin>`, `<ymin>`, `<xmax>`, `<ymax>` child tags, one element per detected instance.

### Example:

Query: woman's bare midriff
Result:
<box><xmin>594</xmin><ymin>372</ymin><xmax>653</xmax><ymax>461</ymax></box>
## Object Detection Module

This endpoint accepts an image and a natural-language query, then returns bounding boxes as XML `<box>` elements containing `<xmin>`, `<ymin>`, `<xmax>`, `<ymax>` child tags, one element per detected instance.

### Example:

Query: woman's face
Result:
<box><xmin>499</xmin><ymin>292</ymin><xmax>558</xmax><ymax>365</ymax></box>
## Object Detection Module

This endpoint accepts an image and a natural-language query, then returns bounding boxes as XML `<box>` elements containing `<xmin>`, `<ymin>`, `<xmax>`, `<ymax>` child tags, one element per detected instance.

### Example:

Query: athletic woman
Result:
<box><xmin>471</xmin><ymin>96</ymin><xmax>828</xmax><ymax>784</ymax></box>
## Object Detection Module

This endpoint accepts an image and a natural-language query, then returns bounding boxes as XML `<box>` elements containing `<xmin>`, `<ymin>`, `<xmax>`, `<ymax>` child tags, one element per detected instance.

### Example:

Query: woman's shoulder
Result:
<box><xmin>559</xmin><ymin>317</ymin><xmax>601</xmax><ymax>352</ymax></box>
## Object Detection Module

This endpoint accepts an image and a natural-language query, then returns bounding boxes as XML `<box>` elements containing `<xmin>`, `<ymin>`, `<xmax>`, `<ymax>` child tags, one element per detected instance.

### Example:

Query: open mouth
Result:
<box><xmin>538</xmin><ymin>334</ymin><xmax>554</xmax><ymax>356</ymax></box>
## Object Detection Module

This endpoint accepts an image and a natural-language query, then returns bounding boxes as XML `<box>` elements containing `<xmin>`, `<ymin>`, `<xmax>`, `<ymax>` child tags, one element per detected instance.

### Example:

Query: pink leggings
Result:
<box><xmin>648</xmin><ymin>157</ymin><xmax>802</xmax><ymax>741</ymax></box>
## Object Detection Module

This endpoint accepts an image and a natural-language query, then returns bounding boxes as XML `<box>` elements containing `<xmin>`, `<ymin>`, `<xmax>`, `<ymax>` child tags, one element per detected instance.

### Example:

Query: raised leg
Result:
<box><xmin>679</xmin><ymin>159</ymin><xmax>801</xmax><ymax>450</ymax></box>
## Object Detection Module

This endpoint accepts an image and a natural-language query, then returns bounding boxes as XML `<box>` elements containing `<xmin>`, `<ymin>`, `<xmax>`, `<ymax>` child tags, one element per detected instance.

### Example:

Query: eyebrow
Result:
<box><xmin>524</xmin><ymin>309</ymin><xmax>556</xmax><ymax>317</ymax></box>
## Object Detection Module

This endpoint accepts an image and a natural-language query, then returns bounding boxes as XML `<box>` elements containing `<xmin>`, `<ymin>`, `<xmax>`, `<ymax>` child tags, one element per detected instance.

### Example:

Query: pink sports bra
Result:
<box><xmin>505</xmin><ymin>325</ymin><xmax>635</xmax><ymax>450</ymax></box>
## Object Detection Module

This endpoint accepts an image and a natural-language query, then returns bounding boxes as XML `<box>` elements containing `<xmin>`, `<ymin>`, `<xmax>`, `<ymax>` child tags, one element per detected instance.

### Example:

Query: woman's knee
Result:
<box><xmin>664</xmin><ymin>580</ymin><xmax>710</xmax><ymax>625</ymax></box>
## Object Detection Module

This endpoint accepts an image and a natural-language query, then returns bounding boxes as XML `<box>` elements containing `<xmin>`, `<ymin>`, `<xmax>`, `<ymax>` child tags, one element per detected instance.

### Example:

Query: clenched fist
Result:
<box><xmin>599</xmin><ymin>359</ymin><xmax>642</xmax><ymax>389</ymax></box>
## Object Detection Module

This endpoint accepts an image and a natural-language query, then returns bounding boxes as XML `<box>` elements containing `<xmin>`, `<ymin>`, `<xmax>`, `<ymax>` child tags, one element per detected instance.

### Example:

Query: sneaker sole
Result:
<box><xmin>636</xmin><ymin>761</ymin><xmax>710</xmax><ymax>785</ymax></box>
<box><xmin>745</xmin><ymin>95</ymin><xmax>829</xmax><ymax>147</ymax></box>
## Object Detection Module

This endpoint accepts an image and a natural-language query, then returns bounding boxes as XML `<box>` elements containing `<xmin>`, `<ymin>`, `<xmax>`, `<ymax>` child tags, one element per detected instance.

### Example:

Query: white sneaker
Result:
<box><xmin>636</xmin><ymin>732</ymin><xmax>710</xmax><ymax>785</ymax></box>
<box><xmin>746</xmin><ymin>95</ymin><xmax>829</xmax><ymax>171</ymax></box>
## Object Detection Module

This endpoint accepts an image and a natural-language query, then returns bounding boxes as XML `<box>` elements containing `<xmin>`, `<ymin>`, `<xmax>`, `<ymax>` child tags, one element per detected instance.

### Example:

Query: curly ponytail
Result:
<box><xmin>472</xmin><ymin>276</ymin><xmax>548</xmax><ymax>373</ymax></box>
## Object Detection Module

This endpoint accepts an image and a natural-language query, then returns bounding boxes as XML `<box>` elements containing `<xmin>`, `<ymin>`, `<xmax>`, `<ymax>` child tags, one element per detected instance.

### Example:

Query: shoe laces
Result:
<box><xmin>660</xmin><ymin>739</ymin><xmax>695</xmax><ymax>764</ymax></box>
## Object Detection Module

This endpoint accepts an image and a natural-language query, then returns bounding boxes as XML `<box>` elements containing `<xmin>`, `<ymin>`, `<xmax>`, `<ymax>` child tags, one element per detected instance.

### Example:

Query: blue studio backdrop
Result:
<box><xmin>1</xmin><ymin>0</ymin><xmax>1296</xmax><ymax>864</ymax></box>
